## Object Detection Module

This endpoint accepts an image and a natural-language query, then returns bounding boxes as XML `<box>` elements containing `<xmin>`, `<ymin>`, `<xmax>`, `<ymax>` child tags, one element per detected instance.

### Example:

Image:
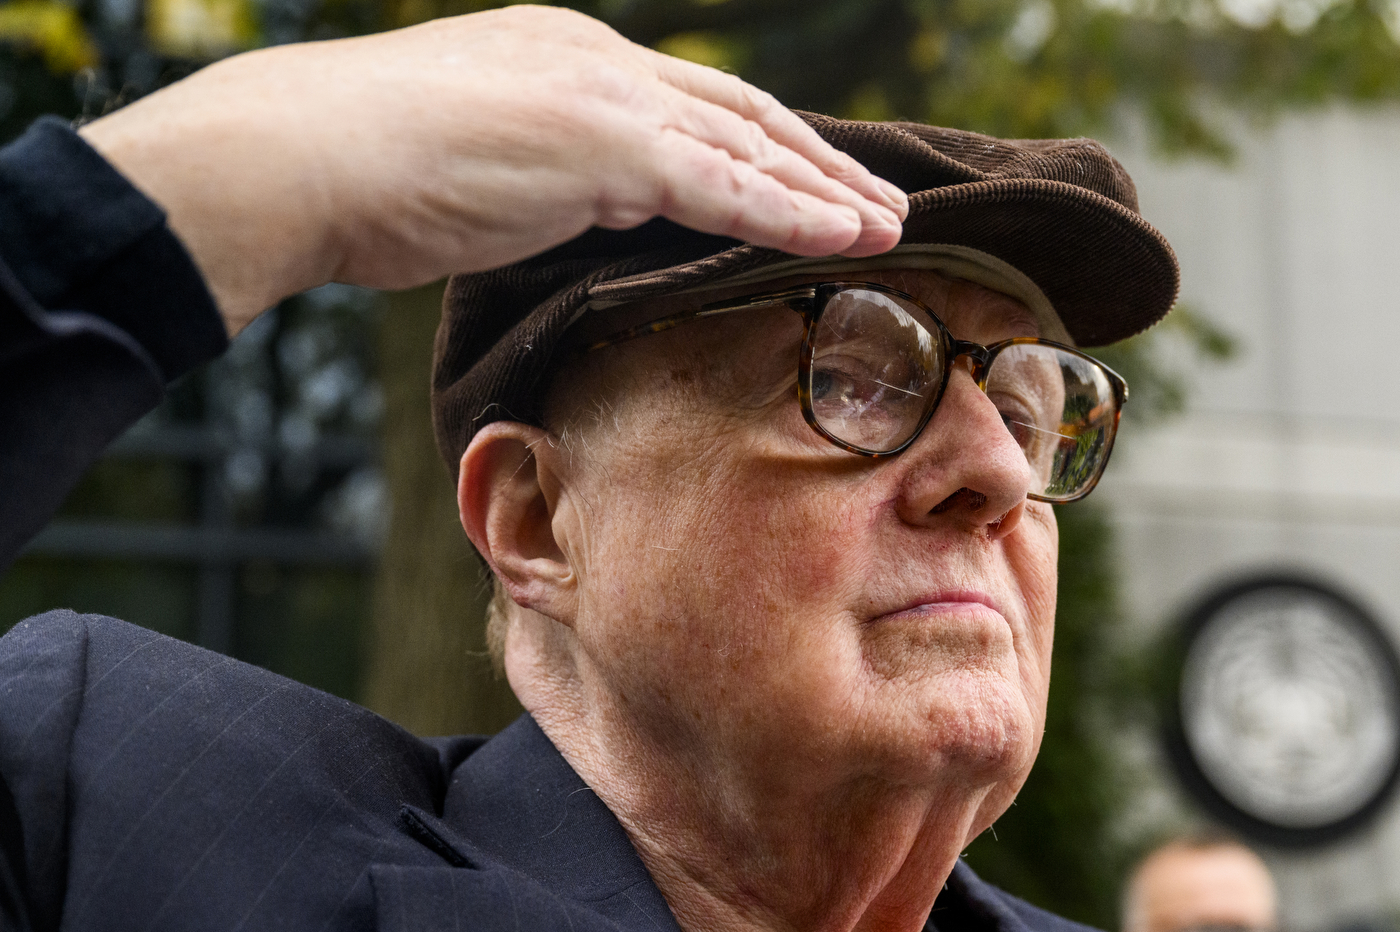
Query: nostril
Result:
<box><xmin>929</xmin><ymin>487</ymin><xmax>987</xmax><ymax>515</ymax></box>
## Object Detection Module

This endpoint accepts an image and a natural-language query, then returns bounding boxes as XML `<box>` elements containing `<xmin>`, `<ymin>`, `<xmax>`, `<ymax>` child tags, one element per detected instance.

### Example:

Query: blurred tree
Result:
<box><xmin>3</xmin><ymin>0</ymin><xmax>1397</xmax><ymax>927</ymax></box>
<box><xmin>362</xmin><ymin>282</ymin><xmax>523</xmax><ymax>735</ymax></box>
<box><xmin>0</xmin><ymin>1</ymin><xmax>98</xmax><ymax>72</ymax></box>
<box><xmin>595</xmin><ymin>0</ymin><xmax>1400</xmax><ymax>158</ymax></box>
<box><xmin>146</xmin><ymin>0</ymin><xmax>257</xmax><ymax>58</ymax></box>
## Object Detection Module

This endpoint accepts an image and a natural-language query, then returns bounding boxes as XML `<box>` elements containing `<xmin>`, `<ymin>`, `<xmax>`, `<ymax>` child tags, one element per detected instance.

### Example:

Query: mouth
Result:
<box><xmin>868</xmin><ymin>589</ymin><xmax>1008</xmax><ymax>626</ymax></box>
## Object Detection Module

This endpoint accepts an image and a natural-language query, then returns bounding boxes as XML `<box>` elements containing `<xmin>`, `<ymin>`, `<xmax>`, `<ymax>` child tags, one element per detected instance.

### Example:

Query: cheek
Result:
<box><xmin>572</xmin><ymin>439</ymin><xmax>872</xmax><ymax>718</ymax></box>
<box><xmin>656</xmin><ymin>463</ymin><xmax>867</xmax><ymax>655</ymax></box>
<box><xmin>1006</xmin><ymin>502</ymin><xmax>1058</xmax><ymax>713</ymax></box>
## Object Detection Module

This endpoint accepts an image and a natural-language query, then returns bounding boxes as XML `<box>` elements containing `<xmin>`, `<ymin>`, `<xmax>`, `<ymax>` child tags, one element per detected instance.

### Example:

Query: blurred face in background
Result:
<box><xmin>1123</xmin><ymin>841</ymin><xmax>1278</xmax><ymax>932</ymax></box>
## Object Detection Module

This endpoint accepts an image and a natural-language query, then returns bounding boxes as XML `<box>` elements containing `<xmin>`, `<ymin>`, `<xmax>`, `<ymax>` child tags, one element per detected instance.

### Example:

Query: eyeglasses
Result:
<box><xmin>583</xmin><ymin>281</ymin><xmax>1128</xmax><ymax>504</ymax></box>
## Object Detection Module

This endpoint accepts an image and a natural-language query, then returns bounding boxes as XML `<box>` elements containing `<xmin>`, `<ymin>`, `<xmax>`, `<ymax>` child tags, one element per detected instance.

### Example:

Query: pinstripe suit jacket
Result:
<box><xmin>0</xmin><ymin>610</ymin><xmax>1097</xmax><ymax>932</ymax></box>
<box><xmin>0</xmin><ymin>610</ymin><xmax>685</xmax><ymax>931</ymax></box>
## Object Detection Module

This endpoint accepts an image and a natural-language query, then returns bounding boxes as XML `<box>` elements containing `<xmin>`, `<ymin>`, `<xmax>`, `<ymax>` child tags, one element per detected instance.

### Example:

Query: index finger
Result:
<box><xmin>644</xmin><ymin>50</ymin><xmax>910</xmax><ymax>222</ymax></box>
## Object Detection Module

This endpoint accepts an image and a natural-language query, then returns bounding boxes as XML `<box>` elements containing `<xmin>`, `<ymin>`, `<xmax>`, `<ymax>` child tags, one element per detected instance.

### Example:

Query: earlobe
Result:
<box><xmin>458</xmin><ymin>422</ymin><xmax>577</xmax><ymax>624</ymax></box>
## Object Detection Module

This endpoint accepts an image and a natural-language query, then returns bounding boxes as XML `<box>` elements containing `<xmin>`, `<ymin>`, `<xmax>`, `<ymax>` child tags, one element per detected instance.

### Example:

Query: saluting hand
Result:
<box><xmin>79</xmin><ymin>5</ymin><xmax>908</xmax><ymax>336</ymax></box>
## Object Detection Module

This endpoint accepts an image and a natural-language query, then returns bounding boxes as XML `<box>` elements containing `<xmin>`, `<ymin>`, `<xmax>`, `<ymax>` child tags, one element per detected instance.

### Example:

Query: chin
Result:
<box><xmin>852</xmin><ymin>669</ymin><xmax>1040</xmax><ymax>789</ymax></box>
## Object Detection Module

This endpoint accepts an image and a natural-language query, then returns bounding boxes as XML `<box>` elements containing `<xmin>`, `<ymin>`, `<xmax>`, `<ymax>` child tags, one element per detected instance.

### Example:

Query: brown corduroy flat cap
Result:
<box><xmin>432</xmin><ymin>113</ymin><xmax>1179</xmax><ymax>475</ymax></box>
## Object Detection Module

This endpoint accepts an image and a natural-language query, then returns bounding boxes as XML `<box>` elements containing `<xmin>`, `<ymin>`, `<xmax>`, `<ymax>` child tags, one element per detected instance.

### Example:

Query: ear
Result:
<box><xmin>458</xmin><ymin>421</ymin><xmax>577</xmax><ymax>625</ymax></box>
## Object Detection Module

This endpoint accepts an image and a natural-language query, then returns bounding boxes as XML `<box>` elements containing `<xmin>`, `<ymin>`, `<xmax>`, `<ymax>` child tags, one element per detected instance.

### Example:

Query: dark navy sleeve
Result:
<box><xmin>0</xmin><ymin>116</ymin><xmax>229</xmax><ymax>572</ymax></box>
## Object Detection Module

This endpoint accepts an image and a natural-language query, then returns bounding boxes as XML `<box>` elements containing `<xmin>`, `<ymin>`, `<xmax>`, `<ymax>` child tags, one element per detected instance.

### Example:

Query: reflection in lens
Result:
<box><xmin>809</xmin><ymin>289</ymin><xmax>941</xmax><ymax>452</ymax></box>
<box><xmin>987</xmin><ymin>344</ymin><xmax>1118</xmax><ymax>500</ymax></box>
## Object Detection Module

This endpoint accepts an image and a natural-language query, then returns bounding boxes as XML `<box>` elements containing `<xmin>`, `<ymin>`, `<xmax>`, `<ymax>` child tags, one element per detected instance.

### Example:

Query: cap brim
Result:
<box><xmin>584</xmin><ymin>243</ymin><xmax>1074</xmax><ymax>345</ymax></box>
<box><xmin>583</xmin><ymin>177</ymin><xmax>1178</xmax><ymax>348</ymax></box>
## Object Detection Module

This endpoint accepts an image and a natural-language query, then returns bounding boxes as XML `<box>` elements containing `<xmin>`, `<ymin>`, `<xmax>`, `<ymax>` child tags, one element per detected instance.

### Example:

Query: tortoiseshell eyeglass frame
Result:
<box><xmin>581</xmin><ymin>281</ymin><xmax>1129</xmax><ymax>503</ymax></box>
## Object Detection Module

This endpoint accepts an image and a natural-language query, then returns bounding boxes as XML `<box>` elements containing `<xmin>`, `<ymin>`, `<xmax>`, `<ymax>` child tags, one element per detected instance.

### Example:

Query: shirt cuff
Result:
<box><xmin>0</xmin><ymin>116</ymin><xmax>228</xmax><ymax>383</ymax></box>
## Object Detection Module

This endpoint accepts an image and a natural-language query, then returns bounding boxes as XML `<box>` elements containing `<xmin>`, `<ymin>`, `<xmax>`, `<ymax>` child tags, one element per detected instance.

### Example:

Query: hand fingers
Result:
<box><xmin>620</xmin><ymin>128</ymin><xmax>900</xmax><ymax>257</ymax></box>
<box><xmin>655</xmin><ymin>85</ymin><xmax>903</xmax><ymax>252</ymax></box>
<box><xmin>644</xmin><ymin>50</ymin><xmax>909</xmax><ymax>221</ymax></box>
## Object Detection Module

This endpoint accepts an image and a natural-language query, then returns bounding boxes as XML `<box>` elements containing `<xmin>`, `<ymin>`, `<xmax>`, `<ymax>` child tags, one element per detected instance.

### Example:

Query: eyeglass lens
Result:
<box><xmin>809</xmin><ymin>289</ymin><xmax>942</xmax><ymax>452</ymax></box>
<box><xmin>807</xmin><ymin>287</ymin><xmax>1120</xmax><ymax>502</ymax></box>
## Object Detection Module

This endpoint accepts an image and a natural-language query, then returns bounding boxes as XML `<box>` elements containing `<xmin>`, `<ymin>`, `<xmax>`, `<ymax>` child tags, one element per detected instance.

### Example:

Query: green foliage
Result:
<box><xmin>0</xmin><ymin>555</ymin><xmax>370</xmax><ymax>701</ymax></box>
<box><xmin>581</xmin><ymin>0</ymin><xmax>1400</xmax><ymax>158</ymax></box>
<box><xmin>0</xmin><ymin>45</ymin><xmax>81</xmax><ymax>142</ymax></box>
<box><xmin>0</xmin><ymin>557</ymin><xmax>199</xmax><ymax>642</ymax></box>
<box><xmin>54</xmin><ymin>459</ymin><xmax>198</xmax><ymax>523</ymax></box>
<box><xmin>0</xmin><ymin>0</ymin><xmax>99</xmax><ymax>73</ymax></box>
<box><xmin>235</xmin><ymin>563</ymin><xmax>371</xmax><ymax>701</ymax></box>
<box><xmin>1097</xmin><ymin>304</ymin><xmax>1238</xmax><ymax>425</ymax></box>
<box><xmin>15</xmin><ymin>0</ymin><xmax>1400</xmax><ymax>160</ymax></box>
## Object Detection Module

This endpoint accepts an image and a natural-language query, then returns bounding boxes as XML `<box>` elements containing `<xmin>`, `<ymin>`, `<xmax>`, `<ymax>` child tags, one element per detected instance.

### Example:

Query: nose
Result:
<box><xmin>892</xmin><ymin>367</ymin><xmax>1034</xmax><ymax>539</ymax></box>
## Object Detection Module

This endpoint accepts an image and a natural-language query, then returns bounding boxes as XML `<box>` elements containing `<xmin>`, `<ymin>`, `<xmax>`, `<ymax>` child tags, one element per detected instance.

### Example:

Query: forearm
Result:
<box><xmin>0</xmin><ymin>5</ymin><xmax>905</xmax><ymax>569</ymax></box>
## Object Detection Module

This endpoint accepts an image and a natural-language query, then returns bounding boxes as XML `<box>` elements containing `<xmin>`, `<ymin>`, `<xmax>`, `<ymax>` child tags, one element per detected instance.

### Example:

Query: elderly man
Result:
<box><xmin>427</xmin><ymin>123</ymin><xmax>1173</xmax><ymax>932</ymax></box>
<box><xmin>0</xmin><ymin>7</ymin><xmax>1176</xmax><ymax>932</ymax></box>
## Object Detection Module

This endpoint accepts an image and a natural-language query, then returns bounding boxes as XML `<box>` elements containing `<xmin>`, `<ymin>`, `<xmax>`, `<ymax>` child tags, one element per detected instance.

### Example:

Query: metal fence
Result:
<box><xmin>15</xmin><ymin>286</ymin><xmax>385</xmax><ymax>656</ymax></box>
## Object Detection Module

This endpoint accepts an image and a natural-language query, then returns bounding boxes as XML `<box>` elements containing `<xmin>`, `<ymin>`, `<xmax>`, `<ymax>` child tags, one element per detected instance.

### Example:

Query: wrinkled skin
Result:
<box><xmin>460</xmin><ymin>269</ymin><xmax>1059</xmax><ymax>932</ymax></box>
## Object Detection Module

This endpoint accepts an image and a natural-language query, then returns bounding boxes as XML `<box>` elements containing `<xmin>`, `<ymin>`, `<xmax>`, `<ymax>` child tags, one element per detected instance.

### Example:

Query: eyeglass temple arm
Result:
<box><xmin>581</xmin><ymin>287</ymin><xmax>820</xmax><ymax>354</ymax></box>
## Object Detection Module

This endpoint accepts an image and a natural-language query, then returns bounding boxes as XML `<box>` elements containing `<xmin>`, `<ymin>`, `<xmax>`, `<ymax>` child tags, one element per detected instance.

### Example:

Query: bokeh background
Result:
<box><xmin>3</xmin><ymin>0</ymin><xmax>1400</xmax><ymax>928</ymax></box>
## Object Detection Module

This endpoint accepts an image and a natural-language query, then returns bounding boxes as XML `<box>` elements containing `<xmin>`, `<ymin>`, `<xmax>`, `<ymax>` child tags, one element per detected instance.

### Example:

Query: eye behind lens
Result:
<box><xmin>800</xmin><ymin>288</ymin><xmax>1122</xmax><ymax>501</ymax></box>
<box><xmin>808</xmin><ymin>288</ymin><xmax>944</xmax><ymax>453</ymax></box>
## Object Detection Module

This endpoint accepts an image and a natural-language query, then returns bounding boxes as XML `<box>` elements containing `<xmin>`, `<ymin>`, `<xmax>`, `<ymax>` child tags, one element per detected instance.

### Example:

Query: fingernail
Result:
<box><xmin>876</xmin><ymin>178</ymin><xmax>909</xmax><ymax>218</ymax></box>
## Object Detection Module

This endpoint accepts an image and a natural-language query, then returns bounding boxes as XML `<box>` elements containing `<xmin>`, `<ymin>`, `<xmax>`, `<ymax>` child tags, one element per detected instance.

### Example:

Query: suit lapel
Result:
<box><xmin>372</xmin><ymin>715</ymin><xmax>683</xmax><ymax>932</ymax></box>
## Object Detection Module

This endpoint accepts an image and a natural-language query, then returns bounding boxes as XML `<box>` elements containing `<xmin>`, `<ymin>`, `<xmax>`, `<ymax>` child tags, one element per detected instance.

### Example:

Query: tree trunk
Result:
<box><xmin>363</xmin><ymin>282</ymin><xmax>523</xmax><ymax>736</ymax></box>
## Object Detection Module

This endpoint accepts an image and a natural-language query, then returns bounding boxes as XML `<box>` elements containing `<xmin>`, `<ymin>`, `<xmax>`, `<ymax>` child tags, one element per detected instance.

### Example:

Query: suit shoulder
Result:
<box><xmin>0</xmin><ymin>610</ymin><xmax>172</xmax><ymax>790</ymax></box>
<box><xmin>1</xmin><ymin>610</ymin><xmax>451</xmax><ymax>932</ymax></box>
<box><xmin>0</xmin><ymin>607</ymin><xmax>442</xmax><ymax>814</ymax></box>
<box><xmin>1</xmin><ymin>608</ymin><xmax>157</xmax><ymax>672</ymax></box>
<box><xmin>0</xmin><ymin>609</ymin><xmax>433</xmax><ymax>781</ymax></box>
<box><xmin>994</xmin><ymin>890</ymin><xmax>1103</xmax><ymax>932</ymax></box>
<box><xmin>1</xmin><ymin>609</ymin><xmax>313</xmax><ymax>737</ymax></box>
<box><xmin>0</xmin><ymin>609</ymin><xmax>217</xmax><ymax>696</ymax></box>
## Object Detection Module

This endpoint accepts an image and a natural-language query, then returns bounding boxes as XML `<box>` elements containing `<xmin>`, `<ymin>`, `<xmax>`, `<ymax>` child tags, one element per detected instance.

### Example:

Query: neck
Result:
<box><xmin>530</xmin><ymin>698</ymin><xmax>1002</xmax><ymax>932</ymax></box>
<box><xmin>505</xmin><ymin>611</ymin><xmax>1020</xmax><ymax>932</ymax></box>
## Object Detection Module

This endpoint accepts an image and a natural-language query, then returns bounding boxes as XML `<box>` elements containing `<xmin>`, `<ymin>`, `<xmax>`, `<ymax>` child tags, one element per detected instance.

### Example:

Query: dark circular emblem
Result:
<box><xmin>1166</xmin><ymin>575</ymin><xmax>1400</xmax><ymax>847</ymax></box>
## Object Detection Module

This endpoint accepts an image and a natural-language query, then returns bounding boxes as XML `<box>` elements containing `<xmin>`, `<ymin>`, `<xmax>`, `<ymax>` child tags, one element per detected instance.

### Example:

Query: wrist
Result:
<box><xmin>78</xmin><ymin>52</ymin><xmax>339</xmax><ymax>336</ymax></box>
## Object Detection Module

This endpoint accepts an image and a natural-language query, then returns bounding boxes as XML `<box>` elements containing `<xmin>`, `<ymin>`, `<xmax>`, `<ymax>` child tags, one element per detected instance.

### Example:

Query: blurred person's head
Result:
<box><xmin>1123</xmin><ymin>835</ymin><xmax>1279</xmax><ymax>932</ymax></box>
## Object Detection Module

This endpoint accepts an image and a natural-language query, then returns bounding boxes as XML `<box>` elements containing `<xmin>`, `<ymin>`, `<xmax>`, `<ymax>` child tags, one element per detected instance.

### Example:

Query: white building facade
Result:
<box><xmin>1105</xmin><ymin>107</ymin><xmax>1400</xmax><ymax>931</ymax></box>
